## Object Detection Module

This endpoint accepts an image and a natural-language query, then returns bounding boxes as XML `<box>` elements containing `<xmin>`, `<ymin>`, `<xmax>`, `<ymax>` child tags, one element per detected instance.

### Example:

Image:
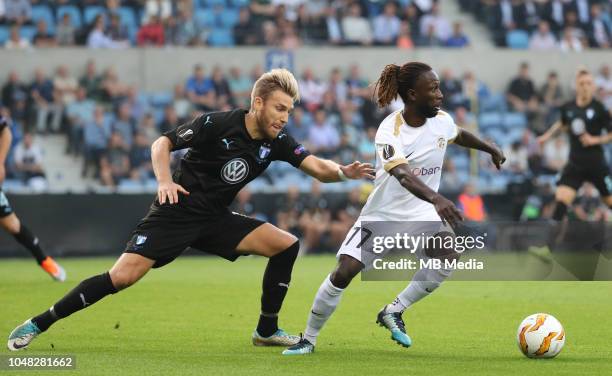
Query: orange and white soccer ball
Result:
<box><xmin>517</xmin><ymin>313</ymin><xmax>565</xmax><ymax>358</ymax></box>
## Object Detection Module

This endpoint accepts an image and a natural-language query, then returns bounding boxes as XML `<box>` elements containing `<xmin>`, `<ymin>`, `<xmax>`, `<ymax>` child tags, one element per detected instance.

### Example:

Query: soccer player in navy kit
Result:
<box><xmin>536</xmin><ymin>69</ymin><xmax>612</xmax><ymax>252</ymax></box>
<box><xmin>8</xmin><ymin>69</ymin><xmax>374</xmax><ymax>351</ymax></box>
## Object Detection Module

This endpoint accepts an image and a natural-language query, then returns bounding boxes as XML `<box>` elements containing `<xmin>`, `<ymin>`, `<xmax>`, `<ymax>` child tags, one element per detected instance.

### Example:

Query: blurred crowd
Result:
<box><xmin>459</xmin><ymin>0</ymin><xmax>612</xmax><ymax>49</ymax></box>
<box><xmin>1</xmin><ymin>0</ymin><xmax>472</xmax><ymax>49</ymax></box>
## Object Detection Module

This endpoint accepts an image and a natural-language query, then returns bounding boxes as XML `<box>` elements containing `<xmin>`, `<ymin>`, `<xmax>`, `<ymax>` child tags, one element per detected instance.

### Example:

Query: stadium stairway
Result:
<box><xmin>39</xmin><ymin>134</ymin><xmax>91</xmax><ymax>193</ymax></box>
<box><xmin>440</xmin><ymin>1</ymin><xmax>493</xmax><ymax>49</ymax></box>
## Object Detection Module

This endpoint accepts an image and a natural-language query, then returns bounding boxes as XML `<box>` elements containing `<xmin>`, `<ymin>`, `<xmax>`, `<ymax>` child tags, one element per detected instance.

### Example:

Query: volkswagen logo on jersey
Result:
<box><xmin>571</xmin><ymin>118</ymin><xmax>586</xmax><ymax>135</ymax></box>
<box><xmin>221</xmin><ymin>158</ymin><xmax>249</xmax><ymax>184</ymax></box>
<box><xmin>382</xmin><ymin>144</ymin><xmax>395</xmax><ymax>160</ymax></box>
<box><xmin>178</xmin><ymin>128</ymin><xmax>194</xmax><ymax>141</ymax></box>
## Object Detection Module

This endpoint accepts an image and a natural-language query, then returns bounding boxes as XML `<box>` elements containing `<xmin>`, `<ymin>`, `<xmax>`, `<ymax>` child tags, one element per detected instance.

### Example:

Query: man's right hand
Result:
<box><xmin>157</xmin><ymin>180</ymin><xmax>190</xmax><ymax>204</ymax></box>
<box><xmin>432</xmin><ymin>195</ymin><xmax>463</xmax><ymax>228</ymax></box>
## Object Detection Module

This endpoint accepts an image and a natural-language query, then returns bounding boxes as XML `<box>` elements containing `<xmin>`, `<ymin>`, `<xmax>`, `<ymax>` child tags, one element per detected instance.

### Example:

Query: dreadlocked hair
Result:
<box><xmin>374</xmin><ymin>62</ymin><xmax>433</xmax><ymax>108</ymax></box>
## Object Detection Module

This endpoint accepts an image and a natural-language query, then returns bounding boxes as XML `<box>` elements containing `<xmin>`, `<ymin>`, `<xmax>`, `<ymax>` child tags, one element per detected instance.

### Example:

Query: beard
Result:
<box><xmin>416</xmin><ymin>102</ymin><xmax>439</xmax><ymax>118</ymax></box>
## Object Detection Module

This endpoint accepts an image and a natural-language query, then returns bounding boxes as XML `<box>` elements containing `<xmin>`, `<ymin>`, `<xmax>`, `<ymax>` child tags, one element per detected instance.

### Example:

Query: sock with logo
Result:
<box><xmin>257</xmin><ymin>241</ymin><xmax>299</xmax><ymax>337</ymax></box>
<box><xmin>302</xmin><ymin>275</ymin><xmax>345</xmax><ymax>345</ymax></box>
<box><xmin>13</xmin><ymin>224</ymin><xmax>46</xmax><ymax>264</ymax></box>
<box><xmin>31</xmin><ymin>272</ymin><xmax>117</xmax><ymax>332</ymax></box>
<box><xmin>386</xmin><ymin>266</ymin><xmax>452</xmax><ymax>314</ymax></box>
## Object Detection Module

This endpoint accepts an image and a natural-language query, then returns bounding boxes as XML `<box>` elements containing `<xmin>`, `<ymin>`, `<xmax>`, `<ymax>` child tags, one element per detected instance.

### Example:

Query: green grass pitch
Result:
<box><xmin>1</xmin><ymin>256</ymin><xmax>611</xmax><ymax>376</ymax></box>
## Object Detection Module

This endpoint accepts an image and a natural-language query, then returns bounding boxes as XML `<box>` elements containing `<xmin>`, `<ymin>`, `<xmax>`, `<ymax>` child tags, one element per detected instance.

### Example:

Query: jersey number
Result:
<box><xmin>345</xmin><ymin>226</ymin><xmax>372</xmax><ymax>248</ymax></box>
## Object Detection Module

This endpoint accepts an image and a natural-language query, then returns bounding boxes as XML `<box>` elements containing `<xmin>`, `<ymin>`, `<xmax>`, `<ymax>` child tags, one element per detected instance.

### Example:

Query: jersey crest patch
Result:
<box><xmin>221</xmin><ymin>158</ymin><xmax>249</xmax><ymax>184</ymax></box>
<box><xmin>382</xmin><ymin>144</ymin><xmax>395</xmax><ymax>160</ymax></box>
<box><xmin>437</xmin><ymin>137</ymin><xmax>446</xmax><ymax>149</ymax></box>
<box><xmin>259</xmin><ymin>145</ymin><xmax>271</xmax><ymax>159</ymax></box>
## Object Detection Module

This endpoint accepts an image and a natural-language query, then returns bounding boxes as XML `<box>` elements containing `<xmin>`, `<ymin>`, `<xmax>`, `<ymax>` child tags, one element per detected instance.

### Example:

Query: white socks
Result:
<box><xmin>385</xmin><ymin>267</ymin><xmax>452</xmax><ymax>314</ymax></box>
<box><xmin>303</xmin><ymin>275</ymin><xmax>344</xmax><ymax>345</ymax></box>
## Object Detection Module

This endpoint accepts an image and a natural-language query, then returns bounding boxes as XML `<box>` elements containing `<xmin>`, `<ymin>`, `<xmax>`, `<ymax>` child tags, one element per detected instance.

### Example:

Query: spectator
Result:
<box><xmin>445</xmin><ymin>21</ymin><xmax>469</xmax><ymax>47</ymax></box>
<box><xmin>158</xmin><ymin>105</ymin><xmax>177</xmax><ymax>134</ymax></box>
<box><xmin>417</xmin><ymin>23</ymin><xmax>444</xmax><ymax>47</ymax></box>
<box><xmin>372</xmin><ymin>2</ymin><xmax>401</xmax><ymax>46</ymax></box>
<box><xmin>504</xmin><ymin>140</ymin><xmax>529</xmax><ymax>174</ymax></box>
<box><xmin>357</xmin><ymin>127</ymin><xmax>376</xmax><ymax>165</ymax></box>
<box><xmin>587</xmin><ymin>3</ymin><xmax>611</xmax><ymax>48</ymax></box>
<box><xmin>5</xmin><ymin>25</ymin><xmax>30</xmax><ymax>49</ymax></box>
<box><xmin>124</xmin><ymin>86</ymin><xmax>148</xmax><ymax>121</ymax></box>
<box><xmin>295</xmin><ymin>3</ymin><xmax>327</xmax><ymax>44</ymax></box>
<box><xmin>30</xmin><ymin>68</ymin><xmax>62</xmax><ymax>133</ymax></box>
<box><xmin>462</xmin><ymin>70</ymin><xmax>490</xmax><ymax>110</ymax></box>
<box><xmin>529</xmin><ymin>20</ymin><xmax>557</xmax><ymax>50</ymax></box>
<box><xmin>185</xmin><ymin>64</ymin><xmax>216</xmax><ymax>111</ymax></box>
<box><xmin>56</xmin><ymin>13</ymin><xmax>76</xmax><ymax>46</ymax></box>
<box><xmin>345</xmin><ymin>64</ymin><xmax>368</xmax><ymax>107</ymax></box>
<box><xmin>129</xmin><ymin>131</ymin><xmax>153</xmax><ymax>181</ymax></box>
<box><xmin>559</xmin><ymin>26</ymin><xmax>583</xmax><ymax>52</ymax></box>
<box><xmin>234</xmin><ymin>7</ymin><xmax>259</xmax><ymax>46</ymax></box>
<box><xmin>396</xmin><ymin>21</ymin><xmax>414</xmax><ymax>49</ymax></box>
<box><xmin>542</xmin><ymin>135</ymin><xmax>569</xmax><ymax>174</ymax></box>
<box><xmin>83</xmin><ymin>106</ymin><xmax>111</xmax><ymax>177</ymax></box>
<box><xmin>279</xmin><ymin>22</ymin><xmax>301</xmax><ymax>50</ymax></box>
<box><xmin>341</xmin><ymin>2</ymin><xmax>372</xmax><ymax>45</ymax></box>
<box><xmin>79</xmin><ymin>60</ymin><xmax>103</xmax><ymax>101</ymax></box>
<box><xmin>454</xmin><ymin>106</ymin><xmax>478</xmax><ymax>134</ymax></box>
<box><xmin>329</xmin><ymin>187</ymin><xmax>362</xmax><ymax>246</ymax></box>
<box><xmin>506</xmin><ymin>62</ymin><xmax>539</xmax><ymax>121</ymax></box>
<box><xmin>32</xmin><ymin>20</ymin><xmax>56</xmax><ymax>48</ymax></box>
<box><xmin>211</xmin><ymin>66</ymin><xmax>233</xmax><ymax>109</ymax></box>
<box><xmin>143</xmin><ymin>0</ymin><xmax>171</xmax><ymax>22</ymax></box>
<box><xmin>138</xmin><ymin>113</ymin><xmax>160</xmax><ymax>145</ymax></box>
<box><xmin>595</xmin><ymin>64</ymin><xmax>612</xmax><ymax>110</ymax></box>
<box><xmin>100</xmin><ymin>131</ymin><xmax>130</xmax><ymax>187</ymax></box>
<box><xmin>53</xmin><ymin>65</ymin><xmax>78</xmax><ymax>113</ymax></box>
<box><xmin>539</xmin><ymin>71</ymin><xmax>564</xmax><ymax>126</ymax></box>
<box><xmin>4</xmin><ymin>0</ymin><xmax>31</xmax><ymax>25</ymax></box>
<box><xmin>516</xmin><ymin>0</ymin><xmax>540</xmax><ymax>33</ymax></box>
<box><xmin>166</xmin><ymin>8</ymin><xmax>201</xmax><ymax>46</ymax></box>
<box><xmin>298</xmin><ymin>68</ymin><xmax>326</xmax><ymax>111</ymax></box>
<box><xmin>227</xmin><ymin>67</ymin><xmax>253</xmax><ymax>109</ymax></box>
<box><xmin>276</xmin><ymin>186</ymin><xmax>304</xmax><ymax>235</ymax></box>
<box><xmin>260</xmin><ymin>20</ymin><xmax>280</xmax><ymax>46</ymax></box>
<box><xmin>440</xmin><ymin>159</ymin><xmax>464</xmax><ymax>194</ymax></box>
<box><xmin>324</xmin><ymin>5</ymin><xmax>342</xmax><ymax>45</ymax></box>
<box><xmin>299</xmin><ymin>180</ymin><xmax>331</xmax><ymax>253</ymax></box>
<box><xmin>172</xmin><ymin>83</ymin><xmax>192</xmax><ymax>121</ymax></box>
<box><xmin>1</xmin><ymin>71</ymin><xmax>27</xmax><ymax>115</ymax></box>
<box><xmin>542</xmin><ymin>0</ymin><xmax>566</xmax><ymax>34</ymax></box>
<box><xmin>457</xmin><ymin>183</ymin><xmax>487</xmax><ymax>222</ymax></box>
<box><xmin>13</xmin><ymin>132</ymin><xmax>46</xmax><ymax>185</ymax></box>
<box><xmin>440</xmin><ymin>69</ymin><xmax>468</xmax><ymax>111</ymax></box>
<box><xmin>107</xmin><ymin>13</ymin><xmax>130</xmax><ymax>45</ymax></box>
<box><xmin>307</xmin><ymin>109</ymin><xmax>340</xmax><ymax>156</ymax></box>
<box><xmin>230</xmin><ymin>187</ymin><xmax>267</xmax><ymax>221</ymax></box>
<box><xmin>400</xmin><ymin>3</ymin><xmax>421</xmax><ymax>41</ymax></box>
<box><xmin>137</xmin><ymin>15</ymin><xmax>164</xmax><ymax>46</ymax></box>
<box><xmin>327</xmin><ymin>67</ymin><xmax>347</xmax><ymax>109</ymax></box>
<box><xmin>574</xmin><ymin>183</ymin><xmax>608</xmax><ymax>222</ymax></box>
<box><xmin>65</xmin><ymin>87</ymin><xmax>95</xmax><ymax>155</ymax></box>
<box><xmin>112</xmin><ymin>102</ymin><xmax>135</xmax><ymax>148</ymax></box>
<box><xmin>88</xmin><ymin>14</ymin><xmax>128</xmax><ymax>49</ymax></box>
<box><xmin>285</xmin><ymin>106</ymin><xmax>309</xmax><ymax>142</ymax></box>
<box><xmin>100</xmin><ymin>67</ymin><xmax>128</xmax><ymax>105</ymax></box>
<box><xmin>419</xmin><ymin>2</ymin><xmax>451</xmax><ymax>42</ymax></box>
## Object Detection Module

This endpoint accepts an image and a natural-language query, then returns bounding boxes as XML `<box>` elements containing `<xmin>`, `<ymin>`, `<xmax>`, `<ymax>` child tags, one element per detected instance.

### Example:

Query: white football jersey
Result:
<box><xmin>359</xmin><ymin>109</ymin><xmax>458</xmax><ymax>221</ymax></box>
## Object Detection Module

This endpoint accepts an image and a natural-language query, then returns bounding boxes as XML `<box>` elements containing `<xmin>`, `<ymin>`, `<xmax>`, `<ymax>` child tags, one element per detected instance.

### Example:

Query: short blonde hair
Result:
<box><xmin>250</xmin><ymin>68</ymin><xmax>300</xmax><ymax>108</ymax></box>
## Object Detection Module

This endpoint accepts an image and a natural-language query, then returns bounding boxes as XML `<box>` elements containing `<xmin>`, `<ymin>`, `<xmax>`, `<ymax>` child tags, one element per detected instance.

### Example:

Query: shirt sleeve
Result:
<box><xmin>376</xmin><ymin>128</ymin><xmax>407</xmax><ymax>173</ymax></box>
<box><xmin>162</xmin><ymin>114</ymin><xmax>214</xmax><ymax>151</ymax></box>
<box><xmin>273</xmin><ymin>132</ymin><xmax>311</xmax><ymax>168</ymax></box>
<box><xmin>444</xmin><ymin>112</ymin><xmax>459</xmax><ymax>143</ymax></box>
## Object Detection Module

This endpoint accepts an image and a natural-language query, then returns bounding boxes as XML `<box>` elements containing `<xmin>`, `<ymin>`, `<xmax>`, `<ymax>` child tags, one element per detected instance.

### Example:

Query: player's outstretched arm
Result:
<box><xmin>388</xmin><ymin>164</ymin><xmax>463</xmax><ymax>228</ymax></box>
<box><xmin>151</xmin><ymin>136</ymin><xmax>190</xmax><ymax>204</ymax></box>
<box><xmin>536</xmin><ymin>120</ymin><xmax>565</xmax><ymax>145</ymax></box>
<box><xmin>298</xmin><ymin>155</ymin><xmax>375</xmax><ymax>183</ymax></box>
<box><xmin>453</xmin><ymin>128</ymin><xmax>506</xmax><ymax>170</ymax></box>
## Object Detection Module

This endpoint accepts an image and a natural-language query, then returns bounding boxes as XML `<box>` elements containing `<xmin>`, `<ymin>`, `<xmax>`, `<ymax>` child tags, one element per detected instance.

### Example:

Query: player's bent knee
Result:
<box><xmin>330</xmin><ymin>256</ymin><xmax>363</xmax><ymax>288</ymax></box>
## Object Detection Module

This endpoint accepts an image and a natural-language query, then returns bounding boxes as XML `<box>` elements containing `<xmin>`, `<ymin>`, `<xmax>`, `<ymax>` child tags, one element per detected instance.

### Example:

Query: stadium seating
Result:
<box><xmin>56</xmin><ymin>5</ymin><xmax>83</xmax><ymax>29</ymax></box>
<box><xmin>84</xmin><ymin>6</ymin><xmax>107</xmax><ymax>26</ymax></box>
<box><xmin>31</xmin><ymin>5</ymin><xmax>56</xmax><ymax>33</ymax></box>
<box><xmin>506</xmin><ymin>30</ymin><xmax>530</xmax><ymax>49</ymax></box>
<box><xmin>208</xmin><ymin>28</ymin><xmax>234</xmax><ymax>46</ymax></box>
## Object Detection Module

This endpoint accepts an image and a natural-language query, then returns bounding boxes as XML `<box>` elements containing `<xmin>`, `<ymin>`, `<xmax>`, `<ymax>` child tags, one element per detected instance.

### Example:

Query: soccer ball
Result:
<box><xmin>516</xmin><ymin>313</ymin><xmax>565</xmax><ymax>358</ymax></box>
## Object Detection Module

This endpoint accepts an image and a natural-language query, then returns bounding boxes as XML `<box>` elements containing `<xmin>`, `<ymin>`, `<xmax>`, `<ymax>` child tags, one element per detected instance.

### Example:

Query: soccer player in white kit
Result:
<box><xmin>283</xmin><ymin>62</ymin><xmax>506</xmax><ymax>355</ymax></box>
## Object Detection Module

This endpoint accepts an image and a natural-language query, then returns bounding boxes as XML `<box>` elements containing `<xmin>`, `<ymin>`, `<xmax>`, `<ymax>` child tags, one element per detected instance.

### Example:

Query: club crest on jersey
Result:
<box><xmin>586</xmin><ymin>108</ymin><xmax>594</xmax><ymax>120</ymax></box>
<box><xmin>382</xmin><ymin>144</ymin><xmax>395</xmax><ymax>160</ymax></box>
<box><xmin>294</xmin><ymin>145</ymin><xmax>306</xmax><ymax>155</ymax></box>
<box><xmin>571</xmin><ymin>118</ymin><xmax>586</xmax><ymax>135</ymax></box>
<box><xmin>221</xmin><ymin>158</ymin><xmax>249</xmax><ymax>184</ymax></box>
<box><xmin>437</xmin><ymin>137</ymin><xmax>446</xmax><ymax>149</ymax></box>
<box><xmin>259</xmin><ymin>145</ymin><xmax>271</xmax><ymax>159</ymax></box>
<box><xmin>178</xmin><ymin>128</ymin><xmax>194</xmax><ymax>141</ymax></box>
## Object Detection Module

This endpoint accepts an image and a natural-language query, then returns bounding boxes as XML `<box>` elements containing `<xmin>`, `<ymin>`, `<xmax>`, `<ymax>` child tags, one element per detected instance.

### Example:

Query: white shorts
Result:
<box><xmin>337</xmin><ymin>214</ymin><xmax>452</xmax><ymax>271</ymax></box>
